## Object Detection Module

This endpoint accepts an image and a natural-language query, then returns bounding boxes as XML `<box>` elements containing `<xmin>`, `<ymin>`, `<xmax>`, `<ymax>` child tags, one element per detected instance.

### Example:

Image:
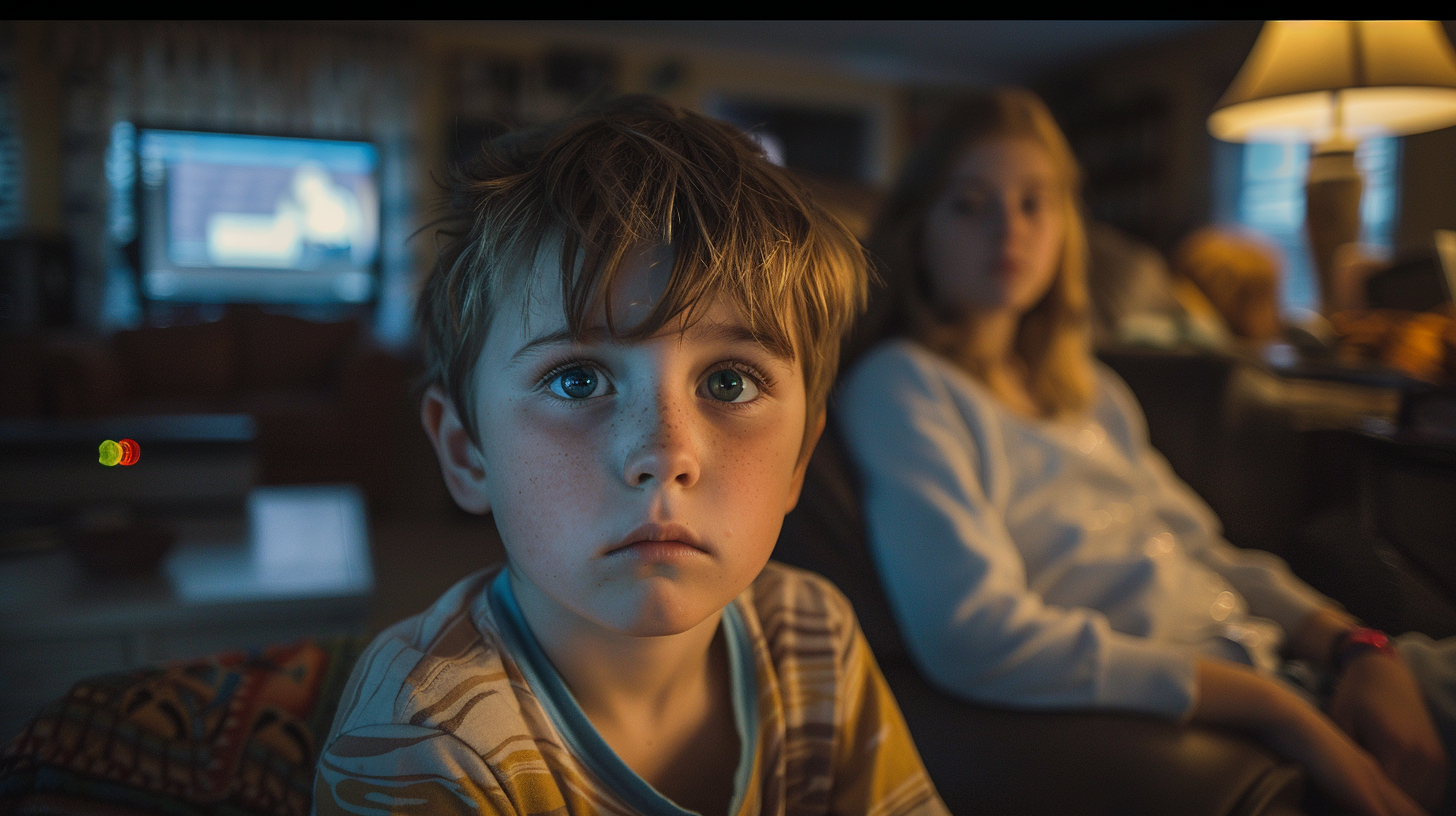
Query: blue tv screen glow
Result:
<box><xmin>137</xmin><ymin>130</ymin><xmax>380</xmax><ymax>304</ymax></box>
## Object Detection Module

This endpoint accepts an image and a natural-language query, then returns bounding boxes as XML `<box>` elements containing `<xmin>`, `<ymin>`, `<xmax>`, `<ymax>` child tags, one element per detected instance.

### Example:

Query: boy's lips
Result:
<box><xmin>602</xmin><ymin>522</ymin><xmax>710</xmax><ymax>559</ymax></box>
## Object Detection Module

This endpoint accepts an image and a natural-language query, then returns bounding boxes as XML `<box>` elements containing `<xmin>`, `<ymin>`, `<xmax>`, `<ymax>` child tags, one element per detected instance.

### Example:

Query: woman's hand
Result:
<box><xmin>1264</xmin><ymin>689</ymin><xmax>1431</xmax><ymax>816</ymax></box>
<box><xmin>1290</xmin><ymin>608</ymin><xmax>1445</xmax><ymax>809</ymax></box>
<box><xmin>1329</xmin><ymin>652</ymin><xmax>1447</xmax><ymax>810</ymax></box>
<box><xmin>1192</xmin><ymin>658</ymin><xmax>1430</xmax><ymax>816</ymax></box>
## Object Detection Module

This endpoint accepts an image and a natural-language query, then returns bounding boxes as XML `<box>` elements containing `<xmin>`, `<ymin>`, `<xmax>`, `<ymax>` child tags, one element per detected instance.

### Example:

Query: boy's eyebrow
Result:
<box><xmin>694</xmin><ymin>321</ymin><xmax>795</xmax><ymax>360</ymax></box>
<box><xmin>509</xmin><ymin>321</ymin><xmax>792</xmax><ymax>363</ymax></box>
<box><xmin>510</xmin><ymin>328</ymin><xmax>592</xmax><ymax>363</ymax></box>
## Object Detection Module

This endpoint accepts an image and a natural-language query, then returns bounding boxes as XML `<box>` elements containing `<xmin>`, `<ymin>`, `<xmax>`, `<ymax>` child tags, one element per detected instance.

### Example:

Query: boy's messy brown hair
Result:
<box><xmin>417</xmin><ymin>94</ymin><xmax>868</xmax><ymax>457</ymax></box>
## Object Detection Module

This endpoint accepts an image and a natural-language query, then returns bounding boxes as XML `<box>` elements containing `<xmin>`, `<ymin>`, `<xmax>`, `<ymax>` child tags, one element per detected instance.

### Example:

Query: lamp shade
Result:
<box><xmin>1209</xmin><ymin>20</ymin><xmax>1456</xmax><ymax>143</ymax></box>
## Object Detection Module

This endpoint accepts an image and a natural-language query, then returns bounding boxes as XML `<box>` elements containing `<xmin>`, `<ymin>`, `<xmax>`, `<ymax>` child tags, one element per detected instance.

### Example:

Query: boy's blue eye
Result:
<box><xmin>549</xmin><ymin>366</ymin><xmax>602</xmax><ymax>400</ymax></box>
<box><xmin>705</xmin><ymin>368</ymin><xmax>758</xmax><ymax>403</ymax></box>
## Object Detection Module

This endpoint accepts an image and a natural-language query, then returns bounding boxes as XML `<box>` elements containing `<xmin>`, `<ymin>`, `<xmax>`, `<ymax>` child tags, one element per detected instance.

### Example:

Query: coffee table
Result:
<box><xmin>0</xmin><ymin>484</ymin><xmax>373</xmax><ymax>742</ymax></box>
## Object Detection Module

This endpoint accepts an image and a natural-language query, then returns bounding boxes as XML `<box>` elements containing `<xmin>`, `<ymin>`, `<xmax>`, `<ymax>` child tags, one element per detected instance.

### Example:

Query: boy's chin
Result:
<box><xmin>596</xmin><ymin>581</ymin><xmax>734</xmax><ymax>637</ymax></box>
<box><xmin>613</xmin><ymin>616</ymin><xmax>716</xmax><ymax>638</ymax></box>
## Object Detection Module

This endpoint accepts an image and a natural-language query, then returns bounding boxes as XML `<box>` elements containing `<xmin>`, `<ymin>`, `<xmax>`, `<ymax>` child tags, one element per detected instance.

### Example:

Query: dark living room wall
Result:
<box><xmin>4</xmin><ymin>20</ymin><xmax>907</xmax><ymax>340</ymax></box>
<box><xmin>1029</xmin><ymin>21</ymin><xmax>1263</xmax><ymax>256</ymax></box>
<box><xmin>1396</xmin><ymin>23</ymin><xmax>1456</xmax><ymax>252</ymax></box>
<box><xmin>1031</xmin><ymin>20</ymin><xmax>1456</xmax><ymax>259</ymax></box>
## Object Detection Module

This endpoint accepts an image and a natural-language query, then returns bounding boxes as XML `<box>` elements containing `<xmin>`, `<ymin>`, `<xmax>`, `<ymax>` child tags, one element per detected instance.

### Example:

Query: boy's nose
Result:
<box><xmin>622</xmin><ymin>395</ymin><xmax>701</xmax><ymax>489</ymax></box>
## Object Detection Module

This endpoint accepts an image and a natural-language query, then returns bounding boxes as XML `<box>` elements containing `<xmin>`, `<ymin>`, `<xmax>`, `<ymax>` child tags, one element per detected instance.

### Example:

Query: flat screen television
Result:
<box><xmin>137</xmin><ymin>130</ymin><xmax>380</xmax><ymax>304</ymax></box>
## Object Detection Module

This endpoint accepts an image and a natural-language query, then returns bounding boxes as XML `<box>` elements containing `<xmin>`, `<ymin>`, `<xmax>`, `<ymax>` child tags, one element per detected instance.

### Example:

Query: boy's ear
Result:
<box><xmin>420</xmin><ymin>385</ymin><xmax>492</xmax><ymax>515</ymax></box>
<box><xmin>784</xmin><ymin>410</ymin><xmax>827</xmax><ymax>514</ymax></box>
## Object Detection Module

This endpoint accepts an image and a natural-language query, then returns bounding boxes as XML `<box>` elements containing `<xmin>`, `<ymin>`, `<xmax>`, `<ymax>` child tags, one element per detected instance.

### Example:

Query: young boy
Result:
<box><xmin>313</xmin><ymin>96</ymin><xmax>948</xmax><ymax>816</ymax></box>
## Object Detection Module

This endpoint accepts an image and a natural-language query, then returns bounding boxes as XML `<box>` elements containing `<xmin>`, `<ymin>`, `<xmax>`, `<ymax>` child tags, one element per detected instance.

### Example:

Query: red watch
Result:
<box><xmin>1332</xmin><ymin>627</ymin><xmax>1396</xmax><ymax>674</ymax></box>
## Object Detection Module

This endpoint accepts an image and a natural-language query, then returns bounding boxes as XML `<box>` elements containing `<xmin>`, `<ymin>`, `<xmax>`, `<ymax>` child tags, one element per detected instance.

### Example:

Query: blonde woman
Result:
<box><xmin>838</xmin><ymin>88</ymin><xmax>1453</xmax><ymax>816</ymax></box>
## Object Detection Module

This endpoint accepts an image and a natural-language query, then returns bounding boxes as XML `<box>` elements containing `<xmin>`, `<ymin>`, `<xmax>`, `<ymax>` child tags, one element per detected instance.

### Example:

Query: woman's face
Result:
<box><xmin>920</xmin><ymin>137</ymin><xmax>1068</xmax><ymax>319</ymax></box>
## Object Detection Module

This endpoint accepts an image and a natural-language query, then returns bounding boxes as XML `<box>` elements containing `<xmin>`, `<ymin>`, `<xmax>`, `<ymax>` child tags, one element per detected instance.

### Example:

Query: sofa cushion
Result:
<box><xmin>236</xmin><ymin>308</ymin><xmax>359</xmax><ymax>391</ymax></box>
<box><xmin>0</xmin><ymin>637</ymin><xmax>364</xmax><ymax>816</ymax></box>
<box><xmin>114</xmin><ymin>319</ymin><xmax>239</xmax><ymax>401</ymax></box>
<box><xmin>774</xmin><ymin>419</ymin><xmax>911</xmax><ymax>668</ymax></box>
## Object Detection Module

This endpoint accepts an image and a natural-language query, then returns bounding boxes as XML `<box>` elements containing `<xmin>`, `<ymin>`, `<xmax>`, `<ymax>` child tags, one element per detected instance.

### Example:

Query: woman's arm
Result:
<box><xmin>1098</xmin><ymin>367</ymin><xmax>1444</xmax><ymax>811</ymax></box>
<box><xmin>1192</xmin><ymin>657</ymin><xmax>1428</xmax><ymax>816</ymax></box>
<box><xmin>838</xmin><ymin>343</ymin><xmax>1197</xmax><ymax>717</ymax></box>
<box><xmin>1290</xmin><ymin>609</ymin><xmax>1448</xmax><ymax>810</ymax></box>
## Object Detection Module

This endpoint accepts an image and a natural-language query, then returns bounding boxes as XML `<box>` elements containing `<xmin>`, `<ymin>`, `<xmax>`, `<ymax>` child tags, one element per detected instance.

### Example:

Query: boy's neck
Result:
<box><xmin>506</xmin><ymin>565</ymin><xmax>726</xmax><ymax>726</ymax></box>
<box><xmin>506</xmin><ymin>565</ymin><xmax>741</xmax><ymax>815</ymax></box>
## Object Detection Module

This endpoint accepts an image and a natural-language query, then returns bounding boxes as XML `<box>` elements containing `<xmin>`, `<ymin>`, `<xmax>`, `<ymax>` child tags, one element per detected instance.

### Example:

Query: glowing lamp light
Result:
<box><xmin>1209</xmin><ymin>20</ymin><xmax>1456</xmax><ymax>144</ymax></box>
<box><xmin>1209</xmin><ymin>20</ymin><xmax>1456</xmax><ymax>315</ymax></box>
<box><xmin>99</xmin><ymin>439</ymin><xmax>140</xmax><ymax>466</ymax></box>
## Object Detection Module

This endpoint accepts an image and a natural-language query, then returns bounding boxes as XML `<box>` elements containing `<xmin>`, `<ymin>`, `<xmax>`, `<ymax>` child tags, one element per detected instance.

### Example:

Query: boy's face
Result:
<box><xmin>425</xmin><ymin>246</ymin><xmax>818</xmax><ymax>638</ymax></box>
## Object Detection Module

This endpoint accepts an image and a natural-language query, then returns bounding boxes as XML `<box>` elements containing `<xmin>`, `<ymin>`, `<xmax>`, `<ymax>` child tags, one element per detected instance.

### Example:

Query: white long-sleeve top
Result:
<box><xmin>837</xmin><ymin>339</ymin><xmax>1335</xmax><ymax>720</ymax></box>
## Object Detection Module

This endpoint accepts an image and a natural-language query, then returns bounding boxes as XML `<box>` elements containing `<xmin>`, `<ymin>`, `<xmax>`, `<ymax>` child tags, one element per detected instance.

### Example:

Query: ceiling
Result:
<box><xmin>491</xmin><ymin>20</ymin><xmax>1224</xmax><ymax>85</ymax></box>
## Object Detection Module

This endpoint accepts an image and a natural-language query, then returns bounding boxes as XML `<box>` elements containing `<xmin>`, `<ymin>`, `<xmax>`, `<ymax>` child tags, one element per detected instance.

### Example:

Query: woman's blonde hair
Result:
<box><xmin>859</xmin><ymin>88</ymin><xmax>1095</xmax><ymax>417</ymax></box>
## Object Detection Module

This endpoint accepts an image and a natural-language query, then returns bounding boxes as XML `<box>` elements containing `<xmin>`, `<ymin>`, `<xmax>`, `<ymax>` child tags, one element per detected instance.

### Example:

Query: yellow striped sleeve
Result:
<box><xmin>831</xmin><ymin>628</ymin><xmax>946</xmax><ymax>816</ymax></box>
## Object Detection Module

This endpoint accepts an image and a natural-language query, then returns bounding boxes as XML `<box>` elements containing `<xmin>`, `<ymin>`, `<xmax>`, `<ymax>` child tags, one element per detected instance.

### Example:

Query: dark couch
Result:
<box><xmin>773</xmin><ymin>414</ymin><xmax>1304</xmax><ymax>816</ymax></box>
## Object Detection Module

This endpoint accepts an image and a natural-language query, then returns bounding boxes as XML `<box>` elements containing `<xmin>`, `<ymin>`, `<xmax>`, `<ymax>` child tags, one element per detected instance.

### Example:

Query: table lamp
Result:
<box><xmin>1208</xmin><ymin>20</ymin><xmax>1456</xmax><ymax>315</ymax></box>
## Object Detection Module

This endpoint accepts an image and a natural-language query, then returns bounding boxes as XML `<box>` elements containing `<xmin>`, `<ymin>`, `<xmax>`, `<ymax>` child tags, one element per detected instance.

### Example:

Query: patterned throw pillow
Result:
<box><xmin>0</xmin><ymin>638</ymin><xmax>364</xmax><ymax>816</ymax></box>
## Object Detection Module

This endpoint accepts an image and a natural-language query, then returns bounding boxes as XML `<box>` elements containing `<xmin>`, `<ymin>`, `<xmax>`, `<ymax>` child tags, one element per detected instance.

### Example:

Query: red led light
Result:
<box><xmin>118</xmin><ymin>439</ymin><xmax>140</xmax><ymax>466</ymax></box>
